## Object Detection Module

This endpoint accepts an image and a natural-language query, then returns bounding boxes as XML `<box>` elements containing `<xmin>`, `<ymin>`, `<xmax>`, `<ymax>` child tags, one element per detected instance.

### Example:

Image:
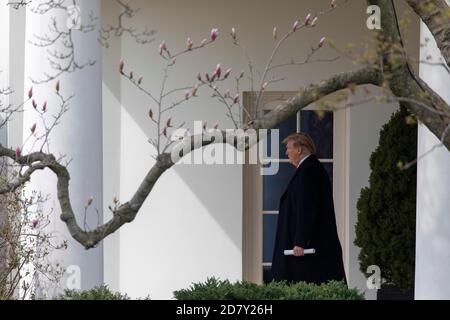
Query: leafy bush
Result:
<box><xmin>173</xmin><ymin>277</ymin><xmax>364</xmax><ymax>300</ymax></box>
<box><xmin>57</xmin><ymin>285</ymin><xmax>150</xmax><ymax>300</ymax></box>
<box><xmin>354</xmin><ymin>105</ymin><xmax>417</xmax><ymax>292</ymax></box>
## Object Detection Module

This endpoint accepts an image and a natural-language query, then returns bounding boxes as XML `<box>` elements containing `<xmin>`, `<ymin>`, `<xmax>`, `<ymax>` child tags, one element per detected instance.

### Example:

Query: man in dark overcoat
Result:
<box><xmin>271</xmin><ymin>132</ymin><xmax>347</xmax><ymax>285</ymax></box>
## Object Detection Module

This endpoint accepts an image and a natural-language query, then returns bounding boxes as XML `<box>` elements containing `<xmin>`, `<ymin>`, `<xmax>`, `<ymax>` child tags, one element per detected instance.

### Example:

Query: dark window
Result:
<box><xmin>263</xmin><ymin>162</ymin><xmax>295</xmax><ymax>211</ymax></box>
<box><xmin>263</xmin><ymin>266</ymin><xmax>273</xmax><ymax>284</ymax></box>
<box><xmin>263</xmin><ymin>214</ymin><xmax>278</xmax><ymax>263</ymax></box>
<box><xmin>263</xmin><ymin>113</ymin><xmax>297</xmax><ymax>159</ymax></box>
<box><xmin>300</xmin><ymin>111</ymin><xmax>333</xmax><ymax>159</ymax></box>
<box><xmin>322</xmin><ymin>162</ymin><xmax>333</xmax><ymax>186</ymax></box>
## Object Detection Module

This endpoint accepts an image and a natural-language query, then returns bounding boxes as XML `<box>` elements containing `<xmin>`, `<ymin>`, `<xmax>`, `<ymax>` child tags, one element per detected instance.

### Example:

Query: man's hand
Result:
<box><xmin>293</xmin><ymin>246</ymin><xmax>305</xmax><ymax>257</ymax></box>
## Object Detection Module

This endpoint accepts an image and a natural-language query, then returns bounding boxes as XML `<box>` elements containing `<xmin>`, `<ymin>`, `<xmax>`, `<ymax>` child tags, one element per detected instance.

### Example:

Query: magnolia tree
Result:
<box><xmin>0</xmin><ymin>0</ymin><xmax>449</xmax><ymax>254</ymax></box>
<box><xmin>0</xmin><ymin>189</ymin><xmax>67</xmax><ymax>299</ymax></box>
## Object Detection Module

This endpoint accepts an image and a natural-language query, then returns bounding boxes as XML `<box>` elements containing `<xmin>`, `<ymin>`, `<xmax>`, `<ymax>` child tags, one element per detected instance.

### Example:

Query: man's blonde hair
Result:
<box><xmin>282</xmin><ymin>132</ymin><xmax>316</xmax><ymax>154</ymax></box>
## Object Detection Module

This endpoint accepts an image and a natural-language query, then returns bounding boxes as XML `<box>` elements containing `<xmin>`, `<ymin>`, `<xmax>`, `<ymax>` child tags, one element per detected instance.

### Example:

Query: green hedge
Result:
<box><xmin>173</xmin><ymin>277</ymin><xmax>364</xmax><ymax>300</ymax></box>
<box><xmin>354</xmin><ymin>105</ymin><xmax>417</xmax><ymax>292</ymax></box>
<box><xmin>55</xmin><ymin>278</ymin><xmax>364</xmax><ymax>300</ymax></box>
<box><xmin>57</xmin><ymin>285</ymin><xmax>150</xmax><ymax>300</ymax></box>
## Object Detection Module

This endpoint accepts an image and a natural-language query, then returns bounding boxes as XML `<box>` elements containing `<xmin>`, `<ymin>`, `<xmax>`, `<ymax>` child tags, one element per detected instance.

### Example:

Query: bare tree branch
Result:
<box><xmin>28</xmin><ymin>0</ymin><xmax>98</xmax><ymax>84</ymax></box>
<box><xmin>99</xmin><ymin>0</ymin><xmax>156</xmax><ymax>48</ymax></box>
<box><xmin>7</xmin><ymin>0</ymin><xmax>32</xmax><ymax>9</ymax></box>
<box><xmin>0</xmin><ymin>65</ymin><xmax>381</xmax><ymax>249</ymax></box>
<box><xmin>405</xmin><ymin>0</ymin><xmax>450</xmax><ymax>68</ymax></box>
<box><xmin>367</xmin><ymin>0</ymin><xmax>450</xmax><ymax>149</ymax></box>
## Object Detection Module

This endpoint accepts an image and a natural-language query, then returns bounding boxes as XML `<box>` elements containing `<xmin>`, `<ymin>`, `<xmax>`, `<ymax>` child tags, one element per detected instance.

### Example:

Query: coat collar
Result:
<box><xmin>280</xmin><ymin>155</ymin><xmax>316</xmax><ymax>201</ymax></box>
<box><xmin>296</xmin><ymin>153</ymin><xmax>313</xmax><ymax>170</ymax></box>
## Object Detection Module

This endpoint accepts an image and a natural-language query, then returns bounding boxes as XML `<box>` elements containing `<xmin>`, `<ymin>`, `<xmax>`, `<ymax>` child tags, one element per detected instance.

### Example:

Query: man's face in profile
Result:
<box><xmin>285</xmin><ymin>140</ymin><xmax>302</xmax><ymax>167</ymax></box>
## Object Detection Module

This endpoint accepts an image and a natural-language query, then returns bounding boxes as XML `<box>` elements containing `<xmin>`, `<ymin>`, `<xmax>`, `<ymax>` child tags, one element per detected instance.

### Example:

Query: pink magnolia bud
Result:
<box><xmin>239</xmin><ymin>71</ymin><xmax>245</xmax><ymax>79</ymax></box>
<box><xmin>138</xmin><ymin>77</ymin><xmax>143</xmax><ymax>85</ymax></box>
<box><xmin>163</xmin><ymin>127</ymin><xmax>168</xmax><ymax>137</ymax></box>
<box><xmin>233</xmin><ymin>94</ymin><xmax>240</xmax><ymax>104</ymax></box>
<box><xmin>331</xmin><ymin>0</ymin><xmax>337</xmax><ymax>8</ymax></box>
<box><xmin>185</xmin><ymin>90</ymin><xmax>190</xmax><ymax>100</ymax></box>
<box><xmin>30</xmin><ymin>123</ymin><xmax>37</xmax><ymax>134</ymax></box>
<box><xmin>224</xmin><ymin>68</ymin><xmax>232</xmax><ymax>79</ymax></box>
<box><xmin>231</xmin><ymin>27</ymin><xmax>236</xmax><ymax>41</ymax></box>
<box><xmin>203</xmin><ymin>121</ymin><xmax>207</xmax><ymax>131</ymax></box>
<box><xmin>211</xmin><ymin>28</ymin><xmax>219</xmax><ymax>41</ymax></box>
<box><xmin>304</xmin><ymin>13</ymin><xmax>312</xmax><ymax>26</ymax></box>
<box><xmin>32</xmin><ymin>219</ymin><xmax>39</xmax><ymax>229</ymax></box>
<box><xmin>191</xmin><ymin>85</ymin><xmax>198</xmax><ymax>97</ymax></box>
<box><xmin>292</xmin><ymin>20</ymin><xmax>299</xmax><ymax>32</ymax></box>
<box><xmin>205</xmin><ymin>73</ymin><xmax>210</xmax><ymax>82</ymax></box>
<box><xmin>42</xmin><ymin>102</ymin><xmax>47</xmax><ymax>112</ymax></box>
<box><xmin>166</xmin><ymin>117</ymin><xmax>172</xmax><ymax>128</ymax></box>
<box><xmin>213</xmin><ymin>122</ymin><xmax>219</xmax><ymax>130</ymax></box>
<box><xmin>214</xmin><ymin>64</ymin><xmax>221</xmax><ymax>79</ymax></box>
<box><xmin>210</xmin><ymin>74</ymin><xmax>217</xmax><ymax>82</ymax></box>
<box><xmin>186</xmin><ymin>37</ymin><xmax>193</xmax><ymax>50</ymax></box>
<box><xmin>87</xmin><ymin>197</ymin><xmax>94</xmax><ymax>206</ymax></box>
<box><xmin>318</xmin><ymin>37</ymin><xmax>326</xmax><ymax>48</ymax></box>
<box><xmin>129</xmin><ymin>71</ymin><xmax>134</xmax><ymax>80</ymax></box>
<box><xmin>149</xmin><ymin>109</ymin><xmax>153</xmax><ymax>119</ymax></box>
<box><xmin>28</xmin><ymin>87</ymin><xmax>33</xmax><ymax>99</ymax></box>
<box><xmin>119</xmin><ymin>59</ymin><xmax>125</xmax><ymax>74</ymax></box>
<box><xmin>262</xmin><ymin>82</ymin><xmax>268</xmax><ymax>89</ymax></box>
<box><xmin>159</xmin><ymin>41</ymin><xmax>167</xmax><ymax>55</ymax></box>
<box><xmin>56</xmin><ymin>80</ymin><xmax>60</xmax><ymax>92</ymax></box>
<box><xmin>113</xmin><ymin>196</ymin><xmax>119</xmax><ymax>204</ymax></box>
<box><xmin>15</xmin><ymin>147</ymin><xmax>21</xmax><ymax>159</ymax></box>
<box><xmin>32</xmin><ymin>99</ymin><xmax>37</xmax><ymax>109</ymax></box>
<box><xmin>197</xmin><ymin>73</ymin><xmax>202</xmax><ymax>82</ymax></box>
<box><xmin>200</xmin><ymin>38</ymin><xmax>207</xmax><ymax>47</ymax></box>
<box><xmin>273</xmin><ymin>27</ymin><xmax>278</xmax><ymax>40</ymax></box>
<box><xmin>311</xmin><ymin>16</ymin><xmax>318</xmax><ymax>27</ymax></box>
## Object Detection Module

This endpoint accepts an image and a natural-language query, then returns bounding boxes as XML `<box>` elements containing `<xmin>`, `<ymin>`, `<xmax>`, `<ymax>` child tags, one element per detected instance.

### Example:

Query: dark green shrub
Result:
<box><xmin>57</xmin><ymin>284</ymin><xmax>150</xmax><ymax>300</ymax></box>
<box><xmin>173</xmin><ymin>277</ymin><xmax>364</xmax><ymax>300</ymax></box>
<box><xmin>354</xmin><ymin>105</ymin><xmax>417</xmax><ymax>292</ymax></box>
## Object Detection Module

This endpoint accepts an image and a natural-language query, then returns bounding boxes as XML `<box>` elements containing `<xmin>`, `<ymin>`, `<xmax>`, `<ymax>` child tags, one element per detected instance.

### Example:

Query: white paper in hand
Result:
<box><xmin>284</xmin><ymin>248</ymin><xmax>316</xmax><ymax>256</ymax></box>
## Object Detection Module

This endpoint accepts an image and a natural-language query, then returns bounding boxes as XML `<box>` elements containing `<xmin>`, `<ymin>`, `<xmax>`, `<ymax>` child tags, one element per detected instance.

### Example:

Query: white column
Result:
<box><xmin>0</xmin><ymin>2</ymin><xmax>11</xmax><ymax>281</ymax></box>
<box><xmin>415</xmin><ymin>22</ymin><xmax>450</xmax><ymax>299</ymax></box>
<box><xmin>23</xmin><ymin>0</ymin><xmax>103</xmax><ymax>294</ymax></box>
<box><xmin>0</xmin><ymin>4</ymin><xmax>10</xmax><ymax>144</ymax></box>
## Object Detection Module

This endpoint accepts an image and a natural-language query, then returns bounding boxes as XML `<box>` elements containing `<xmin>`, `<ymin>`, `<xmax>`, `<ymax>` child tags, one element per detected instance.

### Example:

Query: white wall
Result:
<box><xmin>0</xmin><ymin>4</ymin><xmax>10</xmax><ymax>141</ymax></box>
<box><xmin>415</xmin><ymin>22</ymin><xmax>450</xmax><ymax>300</ymax></box>
<box><xmin>101</xmin><ymin>0</ymin><xmax>391</xmax><ymax>299</ymax></box>
<box><xmin>102</xmin><ymin>0</ymin><xmax>122</xmax><ymax>293</ymax></box>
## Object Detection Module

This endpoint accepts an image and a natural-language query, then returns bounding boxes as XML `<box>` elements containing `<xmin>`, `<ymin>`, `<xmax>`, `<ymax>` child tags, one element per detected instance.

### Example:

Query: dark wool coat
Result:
<box><xmin>271</xmin><ymin>155</ymin><xmax>347</xmax><ymax>285</ymax></box>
